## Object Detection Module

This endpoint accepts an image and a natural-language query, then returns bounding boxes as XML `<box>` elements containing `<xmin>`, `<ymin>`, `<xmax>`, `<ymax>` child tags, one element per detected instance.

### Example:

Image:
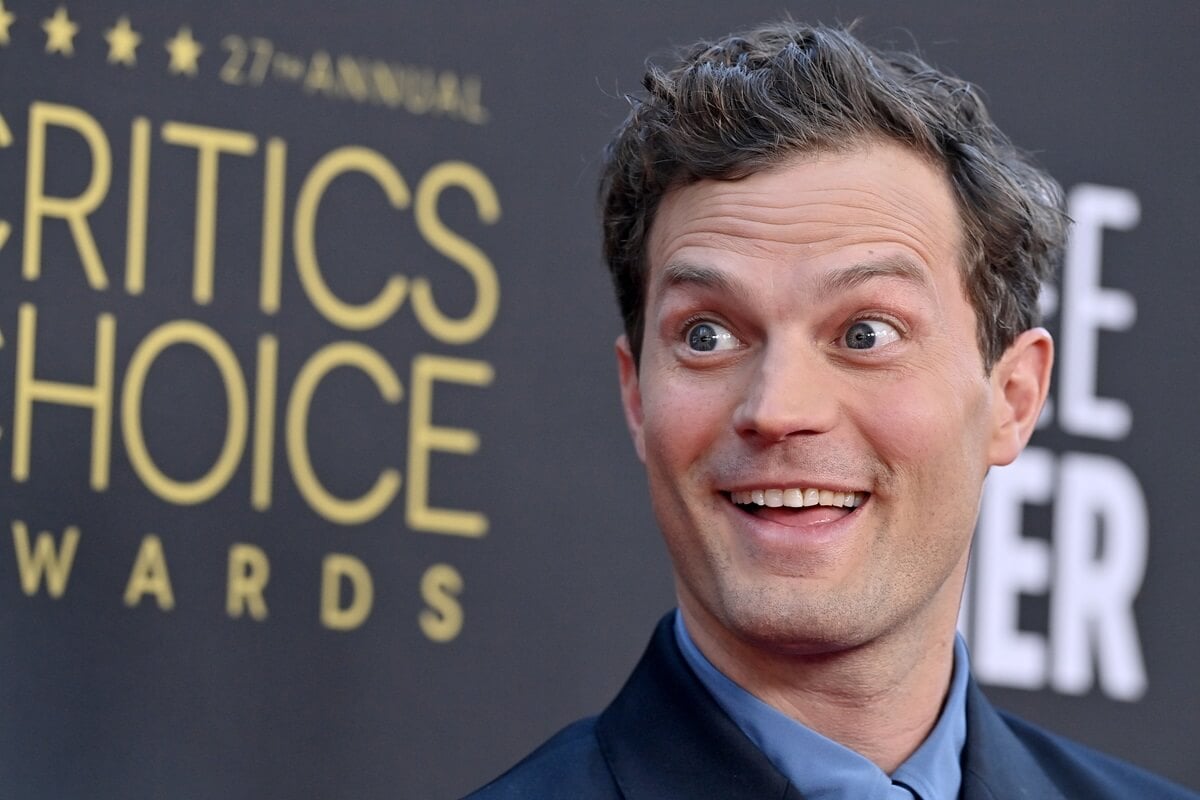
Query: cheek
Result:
<box><xmin>852</xmin><ymin>368</ymin><xmax>991</xmax><ymax>472</ymax></box>
<box><xmin>640</xmin><ymin>369</ymin><xmax>732</xmax><ymax>457</ymax></box>
<box><xmin>643</xmin><ymin>408</ymin><xmax>714</xmax><ymax>489</ymax></box>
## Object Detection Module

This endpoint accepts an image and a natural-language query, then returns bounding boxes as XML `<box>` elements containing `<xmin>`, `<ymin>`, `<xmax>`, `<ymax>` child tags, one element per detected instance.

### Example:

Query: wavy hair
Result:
<box><xmin>600</xmin><ymin>21</ymin><xmax>1067</xmax><ymax>370</ymax></box>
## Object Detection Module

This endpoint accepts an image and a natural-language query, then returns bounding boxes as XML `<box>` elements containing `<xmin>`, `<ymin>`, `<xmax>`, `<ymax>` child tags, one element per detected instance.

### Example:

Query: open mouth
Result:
<box><xmin>731</xmin><ymin>488</ymin><xmax>865</xmax><ymax>509</ymax></box>
<box><xmin>726</xmin><ymin>488</ymin><xmax>869</xmax><ymax>525</ymax></box>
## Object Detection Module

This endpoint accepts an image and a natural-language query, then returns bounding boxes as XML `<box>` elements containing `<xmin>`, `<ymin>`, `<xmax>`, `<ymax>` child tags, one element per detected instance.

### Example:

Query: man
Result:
<box><xmin>468</xmin><ymin>21</ymin><xmax>1198</xmax><ymax>799</ymax></box>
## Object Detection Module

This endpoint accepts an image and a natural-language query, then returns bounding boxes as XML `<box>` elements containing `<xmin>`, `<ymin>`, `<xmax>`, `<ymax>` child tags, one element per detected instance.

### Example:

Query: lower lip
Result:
<box><xmin>726</xmin><ymin>495</ymin><xmax>868</xmax><ymax>550</ymax></box>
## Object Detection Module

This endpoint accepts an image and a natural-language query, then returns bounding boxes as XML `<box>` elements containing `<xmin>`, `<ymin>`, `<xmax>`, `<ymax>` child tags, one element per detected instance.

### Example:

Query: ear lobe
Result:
<box><xmin>616</xmin><ymin>336</ymin><xmax>647</xmax><ymax>463</ymax></box>
<box><xmin>988</xmin><ymin>327</ymin><xmax>1054</xmax><ymax>466</ymax></box>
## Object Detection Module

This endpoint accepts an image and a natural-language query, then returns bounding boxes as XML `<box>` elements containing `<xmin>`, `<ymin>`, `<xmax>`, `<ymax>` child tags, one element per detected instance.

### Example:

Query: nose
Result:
<box><xmin>733</xmin><ymin>342</ymin><xmax>838</xmax><ymax>443</ymax></box>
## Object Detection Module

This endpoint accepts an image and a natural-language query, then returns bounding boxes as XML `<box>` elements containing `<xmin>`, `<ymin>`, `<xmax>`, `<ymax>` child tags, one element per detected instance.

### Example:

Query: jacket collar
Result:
<box><xmin>596</xmin><ymin>614</ymin><xmax>802</xmax><ymax>799</ymax></box>
<box><xmin>960</xmin><ymin>679</ymin><xmax>1066</xmax><ymax>800</ymax></box>
<box><xmin>596</xmin><ymin>613</ymin><xmax>1062</xmax><ymax>800</ymax></box>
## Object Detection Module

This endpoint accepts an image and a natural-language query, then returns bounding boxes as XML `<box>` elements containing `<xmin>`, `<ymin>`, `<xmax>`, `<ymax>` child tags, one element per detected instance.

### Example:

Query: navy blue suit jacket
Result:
<box><xmin>467</xmin><ymin>615</ymin><xmax>1197</xmax><ymax>799</ymax></box>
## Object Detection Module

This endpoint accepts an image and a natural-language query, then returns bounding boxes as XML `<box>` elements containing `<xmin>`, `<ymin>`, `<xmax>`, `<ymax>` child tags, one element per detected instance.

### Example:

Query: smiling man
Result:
<box><xmin>467</xmin><ymin>21</ymin><xmax>1197</xmax><ymax>800</ymax></box>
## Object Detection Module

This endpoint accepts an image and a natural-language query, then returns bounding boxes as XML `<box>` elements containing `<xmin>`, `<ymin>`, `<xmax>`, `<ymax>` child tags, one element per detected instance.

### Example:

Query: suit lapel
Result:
<box><xmin>596</xmin><ymin>615</ymin><xmax>803</xmax><ymax>800</ymax></box>
<box><xmin>960</xmin><ymin>679</ymin><xmax>1066</xmax><ymax>800</ymax></box>
<box><xmin>597</xmin><ymin>617</ymin><xmax>1073</xmax><ymax>800</ymax></box>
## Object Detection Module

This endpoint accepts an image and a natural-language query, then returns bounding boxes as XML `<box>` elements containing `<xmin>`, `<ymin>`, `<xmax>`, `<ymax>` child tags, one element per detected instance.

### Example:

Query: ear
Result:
<box><xmin>987</xmin><ymin>327</ymin><xmax>1054</xmax><ymax>466</ymax></box>
<box><xmin>616</xmin><ymin>335</ymin><xmax>647</xmax><ymax>463</ymax></box>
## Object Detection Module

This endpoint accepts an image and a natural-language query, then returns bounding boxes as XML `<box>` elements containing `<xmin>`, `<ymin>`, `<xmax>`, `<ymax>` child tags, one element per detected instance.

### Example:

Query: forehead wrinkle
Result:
<box><xmin>647</xmin><ymin>149</ymin><xmax>966</xmax><ymax>312</ymax></box>
<box><xmin>664</xmin><ymin>190</ymin><xmax>954</xmax><ymax>254</ymax></box>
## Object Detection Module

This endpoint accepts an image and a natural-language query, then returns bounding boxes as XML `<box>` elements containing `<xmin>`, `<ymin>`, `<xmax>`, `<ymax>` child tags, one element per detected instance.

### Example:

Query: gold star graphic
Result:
<box><xmin>0</xmin><ymin>1</ymin><xmax>15</xmax><ymax>47</ymax></box>
<box><xmin>165</xmin><ymin>25</ymin><xmax>202</xmax><ymax>76</ymax></box>
<box><xmin>42</xmin><ymin>6</ymin><xmax>78</xmax><ymax>56</ymax></box>
<box><xmin>104</xmin><ymin>15</ymin><xmax>141</xmax><ymax>66</ymax></box>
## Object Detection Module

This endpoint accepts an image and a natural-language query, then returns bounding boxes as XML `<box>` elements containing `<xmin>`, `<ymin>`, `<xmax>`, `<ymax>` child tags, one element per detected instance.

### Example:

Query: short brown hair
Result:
<box><xmin>600</xmin><ymin>21</ymin><xmax>1066</xmax><ymax>370</ymax></box>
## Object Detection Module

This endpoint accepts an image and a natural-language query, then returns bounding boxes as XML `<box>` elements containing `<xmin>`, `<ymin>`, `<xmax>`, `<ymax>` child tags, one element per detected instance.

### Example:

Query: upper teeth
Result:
<box><xmin>732</xmin><ymin>489</ymin><xmax>864</xmax><ymax>509</ymax></box>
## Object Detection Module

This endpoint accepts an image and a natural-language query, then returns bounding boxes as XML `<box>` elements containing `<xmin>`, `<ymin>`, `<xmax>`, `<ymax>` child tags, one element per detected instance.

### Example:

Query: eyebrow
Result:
<box><xmin>658</xmin><ymin>254</ymin><xmax>933</xmax><ymax>302</ymax></box>
<box><xmin>659</xmin><ymin>262</ymin><xmax>746</xmax><ymax>299</ymax></box>
<box><xmin>815</xmin><ymin>254</ymin><xmax>934</xmax><ymax>298</ymax></box>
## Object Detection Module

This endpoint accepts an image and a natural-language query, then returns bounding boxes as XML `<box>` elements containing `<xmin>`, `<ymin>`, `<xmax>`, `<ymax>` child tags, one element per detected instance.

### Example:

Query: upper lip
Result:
<box><xmin>720</xmin><ymin>481</ymin><xmax>867</xmax><ymax>494</ymax></box>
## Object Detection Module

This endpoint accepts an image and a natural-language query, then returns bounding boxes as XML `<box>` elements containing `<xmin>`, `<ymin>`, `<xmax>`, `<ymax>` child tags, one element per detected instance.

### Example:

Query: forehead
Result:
<box><xmin>646</xmin><ymin>143</ymin><xmax>964</xmax><ymax>287</ymax></box>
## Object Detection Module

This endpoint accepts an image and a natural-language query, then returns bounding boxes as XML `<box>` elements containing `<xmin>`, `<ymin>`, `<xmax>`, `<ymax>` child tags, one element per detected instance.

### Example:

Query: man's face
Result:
<box><xmin>618</xmin><ymin>141</ymin><xmax>1047</xmax><ymax>656</ymax></box>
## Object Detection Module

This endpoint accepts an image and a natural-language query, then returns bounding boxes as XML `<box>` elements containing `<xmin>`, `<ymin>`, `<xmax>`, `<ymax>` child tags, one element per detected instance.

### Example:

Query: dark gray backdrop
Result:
<box><xmin>0</xmin><ymin>1</ymin><xmax>1196</xmax><ymax>798</ymax></box>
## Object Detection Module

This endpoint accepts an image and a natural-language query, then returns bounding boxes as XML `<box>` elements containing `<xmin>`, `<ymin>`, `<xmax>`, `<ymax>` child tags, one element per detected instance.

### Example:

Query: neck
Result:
<box><xmin>679</xmin><ymin>596</ymin><xmax>960</xmax><ymax>773</ymax></box>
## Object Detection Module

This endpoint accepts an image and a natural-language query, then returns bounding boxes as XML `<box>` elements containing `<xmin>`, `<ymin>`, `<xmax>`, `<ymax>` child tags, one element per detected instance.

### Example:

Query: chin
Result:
<box><xmin>711</xmin><ymin>580</ymin><xmax>887</xmax><ymax>655</ymax></box>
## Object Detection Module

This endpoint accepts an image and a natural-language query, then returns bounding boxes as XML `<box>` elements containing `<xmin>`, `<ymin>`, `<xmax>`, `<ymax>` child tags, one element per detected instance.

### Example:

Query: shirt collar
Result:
<box><xmin>673</xmin><ymin>611</ymin><xmax>969</xmax><ymax>800</ymax></box>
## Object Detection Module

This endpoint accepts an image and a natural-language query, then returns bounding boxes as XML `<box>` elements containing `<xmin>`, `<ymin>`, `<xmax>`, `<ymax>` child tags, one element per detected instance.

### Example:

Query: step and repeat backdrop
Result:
<box><xmin>0</xmin><ymin>1</ymin><xmax>1196</xmax><ymax>797</ymax></box>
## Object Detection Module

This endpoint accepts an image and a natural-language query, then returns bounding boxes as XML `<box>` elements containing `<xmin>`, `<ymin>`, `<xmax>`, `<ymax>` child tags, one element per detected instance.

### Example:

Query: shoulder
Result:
<box><xmin>964</xmin><ymin>679</ymin><xmax>1198</xmax><ymax>799</ymax></box>
<box><xmin>998</xmin><ymin>710</ymin><xmax>1199</xmax><ymax>799</ymax></box>
<box><xmin>462</xmin><ymin>716</ymin><xmax>620</xmax><ymax>800</ymax></box>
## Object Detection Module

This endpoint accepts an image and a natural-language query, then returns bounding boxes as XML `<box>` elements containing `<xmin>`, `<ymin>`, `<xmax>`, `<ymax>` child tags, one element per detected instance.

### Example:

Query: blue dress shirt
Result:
<box><xmin>674</xmin><ymin>611</ymin><xmax>969</xmax><ymax>800</ymax></box>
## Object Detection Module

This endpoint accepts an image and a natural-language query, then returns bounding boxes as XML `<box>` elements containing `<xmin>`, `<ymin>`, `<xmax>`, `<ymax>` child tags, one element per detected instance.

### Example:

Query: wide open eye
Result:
<box><xmin>686</xmin><ymin>321</ymin><xmax>739</xmax><ymax>353</ymax></box>
<box><xmin>843</xmin><ymin>319</ymin><xmax>900</xmax><ymax>350</ymax></box>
